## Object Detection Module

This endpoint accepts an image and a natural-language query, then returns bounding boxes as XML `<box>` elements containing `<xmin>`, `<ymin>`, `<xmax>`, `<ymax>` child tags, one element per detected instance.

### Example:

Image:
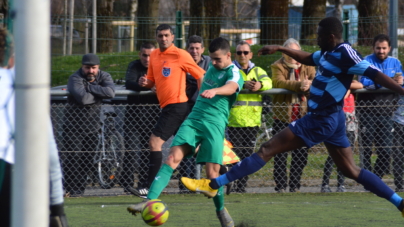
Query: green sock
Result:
<box><xmin>213</xmin><ymin>187</ymin><xmax>224</xmax><ymax>211</ymax></box>
<box><xmin>147</xmin><ymin>164</ymin><xmax>174</xmax><ymax>200</ymax></box>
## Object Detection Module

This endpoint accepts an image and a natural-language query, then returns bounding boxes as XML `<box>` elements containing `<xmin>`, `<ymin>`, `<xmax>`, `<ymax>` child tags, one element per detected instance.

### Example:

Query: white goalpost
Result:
<box><xmin>12</xmin><ymin>0</ymin><xmax>51</xmax><ymax>226</ymax></box>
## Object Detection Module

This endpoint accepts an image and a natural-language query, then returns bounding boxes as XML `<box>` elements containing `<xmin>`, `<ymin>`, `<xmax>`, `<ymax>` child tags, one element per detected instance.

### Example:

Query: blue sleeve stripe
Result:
<box><xmin>308</xmin><ymin>99</ymin><xmax>318</xmax><ymax>109</ymax></box>
<box><xmin>314</xmin><ymin>75</ymin><xmax>330</xmax><ymax>83</ymax></box>
<box><xmin>312</xmin><ymin>51</ymin><xmax>321</xmax><ymax>66</ymax></box>
<box><xmin>310</xmin><ymin>86</ymin><xmax>324</xmax><ymax>96</ymax></box>
<box><xmin>321</xmin><ymin>61</ymin><xmax>342</xmax><ymax>74</ymax></box>
<box><xmin>348</xmin><ymin>61</ymin><xmax>372</xmax><ymax>75</ymax></box>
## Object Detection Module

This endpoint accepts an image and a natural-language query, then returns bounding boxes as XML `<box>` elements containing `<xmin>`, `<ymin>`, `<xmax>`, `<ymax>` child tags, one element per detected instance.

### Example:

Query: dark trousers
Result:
<box><xmin>393</xmin><ymin>122</ymin><xmax>404</xmax><ymax>190</ymax></box>
<box><xmin>228</xmin><ymin>126</ymin><xmax>259</xmax><ymax>192</ymax></box>
<box><xmin>120</xmin><ymin>104</ymin><xmax>159</xmax><ymax>189</ymax></box>
<box><xmin>359</xmin><ymin>113</ymin><xmax>393</xmax><ymax>178</ymax></box>
<box><xmin>322</xmin><ymin>131</ymin><xmax>355</xmax><ymax>186</ymax></box>
<box><xmin>272</xmin><ymin>119</ymin><xmax>308</xmax><ymax>191</ymax></box>
<box><xmin>0</xmin><ymin>160</ymin><xmax>11</xmax><ymax>227</ymax></box>
<box><xmin>61</xmin><ymin>133</ymin><xmax>98</xmax><ymax>194</ymax></box>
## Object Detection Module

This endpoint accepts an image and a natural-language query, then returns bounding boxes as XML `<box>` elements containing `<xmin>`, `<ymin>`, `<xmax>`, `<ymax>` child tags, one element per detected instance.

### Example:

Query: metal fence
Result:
<box><xmin>51</xmin><ymin>90</ymin><xmax>404</xmax><ymax>196</ymax></box>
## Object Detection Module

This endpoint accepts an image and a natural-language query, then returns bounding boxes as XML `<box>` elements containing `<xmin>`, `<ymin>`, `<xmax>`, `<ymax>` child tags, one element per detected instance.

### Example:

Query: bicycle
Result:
<box><xmin>93</xmin><ymin>104</ymin><xmax>124</xmax><ymax>189</ymax></box>
<box><xmin>253</xmin><ymin>114</ymin><xmax>273</xmax><ymax>152</ymax></box>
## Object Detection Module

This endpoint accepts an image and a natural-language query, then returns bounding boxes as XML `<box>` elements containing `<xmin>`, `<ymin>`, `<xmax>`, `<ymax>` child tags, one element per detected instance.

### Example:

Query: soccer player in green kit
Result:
<box><xmin>127</xmin><ymin>37</ymin><xmax>243</xmax><ymax>227</ymax></box>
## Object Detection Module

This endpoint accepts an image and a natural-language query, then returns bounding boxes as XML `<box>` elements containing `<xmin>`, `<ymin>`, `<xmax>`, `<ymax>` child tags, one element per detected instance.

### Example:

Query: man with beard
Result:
<box><xmin>62</xmin><ymin>53</ymin><xmax>115</xmax><ymax>197</ymax></box>
<box><xmin>357</xmin><ymin>34</ymin><xmax>403</xmax><ymax>180</ymax></box>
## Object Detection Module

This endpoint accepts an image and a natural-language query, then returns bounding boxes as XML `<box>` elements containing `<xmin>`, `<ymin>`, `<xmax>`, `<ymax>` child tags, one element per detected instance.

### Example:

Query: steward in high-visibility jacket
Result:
<box><xmin>228</xmin><ymin>60</ymin><xmax>272</xmax><ymax>127</ymax></box>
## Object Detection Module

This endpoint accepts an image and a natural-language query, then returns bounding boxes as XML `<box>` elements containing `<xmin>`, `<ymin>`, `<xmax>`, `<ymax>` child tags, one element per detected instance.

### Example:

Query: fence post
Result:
<box><xmin>92</xmin><ymin>0</ymin><xmax>97</xmax><ymax>54</ymax></box>
<box><xmin>342</xmin><ymin>10</ymin><xmax>349</xmax><ymax>42</ymax></box>
<box><xmin>175</xmin><ymin>11</ymin><xmax>183</xmax><ymax>48</ymax></box>
<box><xmin>389</xmin><ymin>0</ymin><xmax>398</xmax><ymax>58</ymax></box>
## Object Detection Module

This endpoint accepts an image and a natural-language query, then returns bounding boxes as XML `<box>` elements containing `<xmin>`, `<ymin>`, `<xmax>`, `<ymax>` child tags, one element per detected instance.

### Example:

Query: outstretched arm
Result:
<box><xmin>373</xmin><ymin>71</ymin><xmax>404</xmax><ymax>95</ymax></box>
<box><xmin>258</xmin><ymin>45</ymin><xmax>316</xmax><ymax>66</ymax></box>
<box><xmin>200</xmin><ymin>81</ymin><xmax>239</xmax><ymax>99</ymax></box>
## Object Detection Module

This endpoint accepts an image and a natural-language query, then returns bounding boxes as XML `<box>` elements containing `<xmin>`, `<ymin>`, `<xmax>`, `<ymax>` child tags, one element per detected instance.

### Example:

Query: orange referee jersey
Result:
<box><xmin>146</xmin><ymin>44</ymin><xmax>205</xmax><ymax>108</ymax></box>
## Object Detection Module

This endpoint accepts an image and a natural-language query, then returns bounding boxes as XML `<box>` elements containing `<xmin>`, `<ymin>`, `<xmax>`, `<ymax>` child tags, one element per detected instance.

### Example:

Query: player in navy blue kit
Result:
<box><xmin>181</xmin><ymin>17</ymin><xmax>404</xmax><ymax>217</ymax></box>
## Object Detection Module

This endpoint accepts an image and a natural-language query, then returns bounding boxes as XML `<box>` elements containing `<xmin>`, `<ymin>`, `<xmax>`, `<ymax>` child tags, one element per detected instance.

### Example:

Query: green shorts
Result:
<box><xmin>171</xmin><ymin>118</ymin><xmax>224</xmax><ymax>165</ymax></box>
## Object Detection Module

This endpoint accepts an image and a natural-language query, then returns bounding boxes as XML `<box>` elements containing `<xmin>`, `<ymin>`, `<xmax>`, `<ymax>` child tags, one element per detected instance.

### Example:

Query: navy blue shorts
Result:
<box><xmin>289</xmin><ymin>110</ymin><xmax>350</xmax><ymax>148</ymax></box>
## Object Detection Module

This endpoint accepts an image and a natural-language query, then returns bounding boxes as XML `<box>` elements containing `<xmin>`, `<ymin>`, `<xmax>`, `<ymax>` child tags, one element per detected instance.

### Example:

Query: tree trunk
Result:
<box><xmin>300</xmin><ymin>0</ymin><xmax>326</xmax><ymax>45</ymax></box>
<box><xmin>97</xmin><ymin>0</ymin><xmax>115</xmax><ymax>53</ymax></box>
<box><xmin>204</xmin><ymin>0</ymin><xmax>221</xmax><ymax>46</ymax></box>
<box><xmin>357</xmin><ymin>0</ymin><xmax>388</xmax><ymax>46</ymax></box>
<box><xmin>136</xmin><ymin>0</ymin><xmax>159</xmax><ymax>50</ymax></box>
<box><xmin>259</xmin><ymin>0</ymin><xmax>288</xmax><ymax>45</ymax></box>
<box><xmin>188</xmin><ymin>0</ymin><xmax>204</xmax><ymax>38</ymax></box>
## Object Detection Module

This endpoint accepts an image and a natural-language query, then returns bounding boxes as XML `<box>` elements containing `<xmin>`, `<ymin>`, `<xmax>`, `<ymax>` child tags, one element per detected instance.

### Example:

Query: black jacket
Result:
<box><xmin>125</xmin><ymin>60</ymin><xmax>159</xmax><ymax>105</ymax></box>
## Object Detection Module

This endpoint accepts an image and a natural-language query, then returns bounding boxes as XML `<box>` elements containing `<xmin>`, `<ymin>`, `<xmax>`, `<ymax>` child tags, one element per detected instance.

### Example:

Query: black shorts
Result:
<box><xmin>152</xmin><ymin>102</ymin><xmax>190</xmax><ymax>141</ymax></box>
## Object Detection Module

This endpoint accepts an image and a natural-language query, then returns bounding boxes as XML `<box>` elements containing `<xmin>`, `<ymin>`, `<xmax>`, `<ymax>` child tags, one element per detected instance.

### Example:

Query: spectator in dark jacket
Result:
<box><xmin>62</xmin><ymin>53</ymin><xmax>115</xmax><ymax>197</ymax></box>
<box><xmin>120</xmin><ymin>42</ymin><xmax>159</xmax><ymax>196</ymax></box>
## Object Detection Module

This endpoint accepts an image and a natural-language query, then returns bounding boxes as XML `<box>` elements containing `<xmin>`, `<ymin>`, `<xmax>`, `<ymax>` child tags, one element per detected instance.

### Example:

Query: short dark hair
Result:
<box><xmin>156</xmin><ymin>24</ymin><xmax>174</xmax><ymax>35</ymax></box>
<box><xmin>318</xmin><ymin>17</ymin><xmax>343</xmax><ymax>39</ymax></box>
<box><xmin>373</xmin><ymin>34</ymin><xmax>391</xmax><ymax>47</ymax></box>
<box><xmin>209</xmin><ymin>37</ymin><xmax>230</xmax><ymax>53</ymax></box>
<box><xmin>140</xmin><ymin>42</ymin><xmax>156</xmax><ymax>50</ymax></box>
<box><xmin>187</xmin><ymin>35</ymin><xmax>204</xmax><ymax>48</ymax></box>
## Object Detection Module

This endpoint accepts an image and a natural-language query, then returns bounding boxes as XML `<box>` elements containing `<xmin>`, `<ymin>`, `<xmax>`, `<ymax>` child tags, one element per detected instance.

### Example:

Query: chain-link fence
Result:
<box><xmin>51</xmin><ymin>90</ymin><xmax>404</xmax><ymax>196</ymax></box>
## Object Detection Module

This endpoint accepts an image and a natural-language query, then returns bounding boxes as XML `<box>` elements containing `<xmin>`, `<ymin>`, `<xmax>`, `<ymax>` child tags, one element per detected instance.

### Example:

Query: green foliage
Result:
<box><xmin>64</xmin><ymin>193</ymin><xmax>404</xmax><ymax>226</ymax></box>
<box><xmin>51</xmin><ymin>46</ymin><xmax>404</xmax><ymax>87</ymax></box>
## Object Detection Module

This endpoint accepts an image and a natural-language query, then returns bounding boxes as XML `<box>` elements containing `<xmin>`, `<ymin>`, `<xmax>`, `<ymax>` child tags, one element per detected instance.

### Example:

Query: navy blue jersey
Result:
<box><xmin>309</xmin><ymin>43</ymin><xmax>380</xmax><ymax>114</ymax></box>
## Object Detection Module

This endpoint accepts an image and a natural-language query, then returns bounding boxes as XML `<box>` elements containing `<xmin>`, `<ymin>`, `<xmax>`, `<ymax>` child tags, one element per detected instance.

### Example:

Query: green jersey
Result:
<box><xmin>188</xmin><ymin>63</ymin><xmax>244</xmax><ymax>129</ymax></box>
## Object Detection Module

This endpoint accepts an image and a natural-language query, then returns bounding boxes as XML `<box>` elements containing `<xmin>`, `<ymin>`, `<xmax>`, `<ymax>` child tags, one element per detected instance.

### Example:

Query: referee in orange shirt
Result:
<box><xmin>133</xmin><ymin>24</ymin><xmax>205</xmax><ymax>197</ymax></box>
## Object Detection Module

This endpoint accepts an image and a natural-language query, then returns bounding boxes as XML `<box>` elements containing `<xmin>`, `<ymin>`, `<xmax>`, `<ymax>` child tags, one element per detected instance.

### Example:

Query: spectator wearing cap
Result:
<box><xmin>61</xmin><ymin>53</ymin><xmax>115</xmax><ymax>197</ymax></box>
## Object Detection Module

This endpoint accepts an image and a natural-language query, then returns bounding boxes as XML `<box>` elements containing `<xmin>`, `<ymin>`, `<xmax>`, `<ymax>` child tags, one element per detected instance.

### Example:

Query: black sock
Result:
<box><xmin>209</xmin><ymin>179</ymin><xmax>220</xmax><ymax>189</ymax></box>
<box><xmin>147</xmin><ymin>151</ymin><xmax>163</xmax><ymax>187</ymax></box>
<box><xmin>50</xmin><ymin>203</ymin><xmax>65</xmax><ymax>216</ymax></box>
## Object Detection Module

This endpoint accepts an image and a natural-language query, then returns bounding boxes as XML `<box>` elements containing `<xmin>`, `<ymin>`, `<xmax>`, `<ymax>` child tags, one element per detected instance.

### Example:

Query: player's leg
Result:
<box><xmin>326</xmin><ymin>143</ymin><xmax>404</xmax><ymax>214</ymax></box>
<box><xmin>141</xmin><ymin>102</ymin><xmax>189</xmax><ymax>196</ymax></box>
<box><xmin>182</xmin><ymin>127</ymin><xmax>306</xmax><ymax>193</ymax></box>
<box><xmin>127</xmin><ymin>144</ymin><xmax>191</xmax><ymax>216</ymax></box>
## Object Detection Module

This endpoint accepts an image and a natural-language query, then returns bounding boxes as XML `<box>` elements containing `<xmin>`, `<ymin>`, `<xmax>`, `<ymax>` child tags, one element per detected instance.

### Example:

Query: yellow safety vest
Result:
<box><xmin>228</xmin><ymin>66</ymin><xmax>272</xmax><ymax>127</ymax></box>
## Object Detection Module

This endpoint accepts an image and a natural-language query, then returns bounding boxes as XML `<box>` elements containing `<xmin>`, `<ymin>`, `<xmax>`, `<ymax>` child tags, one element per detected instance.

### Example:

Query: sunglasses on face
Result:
<box><xmin>236</xmin><ymin>51</ymin><xmax>250</xmax><ymax>56</ymax></box>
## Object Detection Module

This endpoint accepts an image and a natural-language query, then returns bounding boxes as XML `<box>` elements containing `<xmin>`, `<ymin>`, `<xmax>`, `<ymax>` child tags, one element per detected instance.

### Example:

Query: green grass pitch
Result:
<box><xmin>64</xmin><ymin>192</ymin><xmax>404</xmax><ymax>226</ymax></box>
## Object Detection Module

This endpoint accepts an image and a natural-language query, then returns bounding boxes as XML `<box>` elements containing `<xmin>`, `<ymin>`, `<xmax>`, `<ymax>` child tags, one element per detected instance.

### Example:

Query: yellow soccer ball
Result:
<box><xmin>141</xmin><ymin>199</ymin><xmax>169</xmax><ymax>226</ymax></box>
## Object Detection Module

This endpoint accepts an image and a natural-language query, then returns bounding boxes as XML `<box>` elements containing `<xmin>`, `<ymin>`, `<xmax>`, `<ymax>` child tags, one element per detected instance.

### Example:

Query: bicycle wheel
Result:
<box><xmin>95</xmin><ymin>131</ymin><xmax>124</xmax><ymax>189</ymax></box>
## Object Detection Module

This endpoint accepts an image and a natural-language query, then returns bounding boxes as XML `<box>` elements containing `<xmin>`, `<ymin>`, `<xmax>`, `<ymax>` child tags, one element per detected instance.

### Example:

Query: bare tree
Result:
<box><xmin>188</xmin><ymin>0</ymin><xmax>204</xmax><ymax>38</ymax></box>
<box><xmin>260</xmin><ymin>0</ymin><xmax>289</xmax><ymax>45</ymax></box>
<box><xmin>357</xmin><ymin>0</ymin><xmax>388</xmax><ymax>45</ymax></box>
<box><xmin>204</xmin><ymin>0</ymin><xmax>222</xmax><ymax>46</ymax></box>
<box><xmin>136</xmin><ymin>0</ymin><xmax>160</xmax><ymax>49</ymax></box>
<box><xmin>97</xmin><ymin>0</ymin><xmax>115</xmax><ymax>53</ymax></box>
<box><xmin>300</xmin><ymin>0</ymin><xmax>326</xmax><ymax>45</ymax></box>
